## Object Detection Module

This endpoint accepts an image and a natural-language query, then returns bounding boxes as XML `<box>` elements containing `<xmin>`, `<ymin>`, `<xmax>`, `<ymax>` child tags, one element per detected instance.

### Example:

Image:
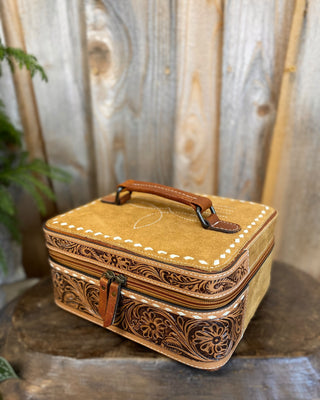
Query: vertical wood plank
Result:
<box><xmin>86</xmin><ymin>0</ymin><xmax>176</xmax><ymax>195</ymax></box>
<box><xmin>219</xmin><ymin>0</ymin><xmax>295</xmax><ymax>201</ymax></box>
<box><xmin>0</xmin><ymin>22</ymin><xmax>22</xmax><ymax>131</ymax></box>
<box><xmin>173</xmin><ymin>0</ymin><xmax>223</xmax><ymax>193</ymax></box>
<box><xmin>0</xmin><ymin>0</ymin><xmax>50</xmax><ymax>163</ymax></box>
<box><xmin>0</xmin><ymin>21</ymin><xmax>26</xmax><ymax>283</ymax></box>
<box><xmin>16</xmin><ymin>0</ymin><xmax>97</xmax><ymax>210</ymax></box>
<box><xmin>263</xmin><ymin>0</ymin><xmax>320</xmax><ymax>280</ymax></box>
<box><xmin>1</xmin><ymin>0</ymin><xmax>56</xmax><ymax>277</ymax></box>
<box><xmin>262</xmin><ymin>0</ymin><xmax>306</xmax><ymax>205</ymax></box>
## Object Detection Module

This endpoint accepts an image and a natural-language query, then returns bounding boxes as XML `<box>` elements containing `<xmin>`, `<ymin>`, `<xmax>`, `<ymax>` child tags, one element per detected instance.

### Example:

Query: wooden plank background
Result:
<box><xmin>0</xmin><ymin>0</ymin><xmax>319</xmax><ymax>280</ymax></box>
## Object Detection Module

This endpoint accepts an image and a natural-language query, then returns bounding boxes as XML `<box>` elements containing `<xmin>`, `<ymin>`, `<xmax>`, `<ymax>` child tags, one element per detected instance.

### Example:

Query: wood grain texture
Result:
<box><xmin>16</xmin><ymin>0</ymin><xmax>97</xmax><ymax>211</ymax></box>
<box><xmin>262</xmin><ymin>0</ymin><xmax>306</xmax><ymax>206</ymax></box>
<box><xmin>219</xmin><ymin>0</ymin><xmax>295</xmax><ymax>201</ymax></box>
<box><xmin>0</xmin><ymin>22</ymin><xmax>26</xmax><ymax>284</ymax></box>
<box><xmin>0</xmin><ymin>0</ymin><xmax>56</xmax><ymax>277</ymax></box>
<box><xmin>0</xmin><ymin>263</ymin><xmax>319</xmax><ymax>399</ymax></box>
<box><xmin>264</xmin><ymin>0</ymin><xmax>320</xmax><ymax>280</ymax></box>
<box><xmin>0</xmin><ymin>22</ymin><xmax>22</xmax><ymax>131</ymax></box>
<box><xmin>85</xmin><ymin>0</ymin><xmax>176</xmax><ymax>195</ymax></box>
<box><xmin>173</xmin><ymin>0</ymin><xmax>222</xmax><ymax>193</ymax></box>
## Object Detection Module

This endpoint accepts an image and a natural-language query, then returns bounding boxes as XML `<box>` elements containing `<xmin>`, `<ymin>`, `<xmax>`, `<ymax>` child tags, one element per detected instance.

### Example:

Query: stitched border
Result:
<box><xmin>47</xmin><ymin>196</ymin><xmax>274</xmax><ymax>270</ymax></box>
<box><xmin>45</xmin><ymin>230</ymin><xmax>248</xmax><ymax>279</ymax></box>
<box><xmin>50</xmin><ymin>261</ymin><xmax>247</xmax><ymax>317</ymax></box>
<box><xmin>52</xmin><ymin>266</ymin><xmax>249</xmax><ymax>370</ymax></box>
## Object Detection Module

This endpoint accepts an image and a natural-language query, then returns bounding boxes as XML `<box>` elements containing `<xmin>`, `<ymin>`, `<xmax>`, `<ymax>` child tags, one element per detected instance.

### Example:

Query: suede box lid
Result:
<box><xmin>45</xmin><ymin>192</ymin><xmax>277</xmax><ymax>272</ymax></box>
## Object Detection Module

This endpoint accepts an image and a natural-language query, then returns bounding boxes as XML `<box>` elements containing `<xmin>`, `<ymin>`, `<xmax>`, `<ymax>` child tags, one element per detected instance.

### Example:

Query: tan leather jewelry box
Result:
<box><xmin>44</xmin><ymin>180</ymin><xmax>277</xmax><ymax>370</ymax></box>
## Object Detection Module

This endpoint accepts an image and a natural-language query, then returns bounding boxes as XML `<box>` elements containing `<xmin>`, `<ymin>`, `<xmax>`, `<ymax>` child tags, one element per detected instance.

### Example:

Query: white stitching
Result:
<box><xmin>51</xmin><ymin>262</ymin><xmax>247</xmax><ymax>315</ymax></box>
<box><xmin>47</xmin><ymin>198</ymin><xmax>274</xmax><ymax>270</ymax></box>
<box><xmin>46</xmin><ymin>232</ymin><xmax>249</xmax><ymax>280</ymax></box>
<box><xmin>130</xmin><ymin>182</ymin><xmax>199</xmax><ymax>202</ymax></box>
<box><xmin>48</xmin><ymin>250</ymin><xmax>252</xmax><ymax>300</ymax></box>
<box><xmin>53</xmin><ymin>266</ymin><xmax>248</xmax><ymax>370</ymax></box>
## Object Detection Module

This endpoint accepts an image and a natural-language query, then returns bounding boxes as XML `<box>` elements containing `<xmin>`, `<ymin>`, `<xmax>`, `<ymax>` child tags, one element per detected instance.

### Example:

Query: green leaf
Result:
<box><xmin>0</xmin><ymin>248</ymin><xmax>8</xmax><ymax>274</ymax></box>
<box><xmin>0</xmin><ymin>357</ymin><xmax>18</xmax><ymax>382</ymax></box>
<box><xmin>6</xmin><ymin>174</ymin><xmax>46</xmax><ymax>214</ymax></box>
<box><xmin>0</xmin><ymin>100</ymin><xmax>22</xmax><ymax>148</ymax></box>
<box><xmin>24</xmin><ymin>174</ymin><xmax>56</xmax><ymax>201</ymax></box>
<box><xmin>0</xmin><ymin>38</ymin><xmax>48</xmax><ymax>82</ymax></box>
<box><xmin>28</xmin><ymin>159</ymin><xmax>71</xmax><ymax>182</ymax></box>
<box><xmin>0</xmin><ymin>211</ymin><xmax>20</xmax><ymax>242</ymax></box>
<box><xmin>0</xmin><ymin>186</ymin><xmax>15</xmax><ymax>216</ymax></box>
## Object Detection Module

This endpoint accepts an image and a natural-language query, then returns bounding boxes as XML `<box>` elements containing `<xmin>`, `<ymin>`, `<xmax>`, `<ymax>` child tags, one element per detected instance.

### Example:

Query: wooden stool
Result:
<box><xmin>0</xmin><ymin>262</ymin><xmax>319</xmax><ymax>400</ymax></box>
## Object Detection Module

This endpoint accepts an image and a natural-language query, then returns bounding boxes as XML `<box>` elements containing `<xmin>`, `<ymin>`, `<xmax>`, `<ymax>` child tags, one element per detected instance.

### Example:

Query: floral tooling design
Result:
<box><xmin>46</xmin><ymin>233</ymin><xmax>248</xmax><ymax>296</ymax></box>
<box><xmin>51</xmin><ymin>268</ymin><xmax>246</xmax><ymax>364</ymax></box>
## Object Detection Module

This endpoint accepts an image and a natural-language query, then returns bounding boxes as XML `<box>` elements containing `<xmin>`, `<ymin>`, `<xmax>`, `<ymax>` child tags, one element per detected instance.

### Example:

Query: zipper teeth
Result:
<box><xmin>51</xmin><ymin>257</ymin><xmax>245</xmax><ymax>313</ymax></box>
<box><xmin>49</xmin><ymin>240</ymin><xmax>273</xmax><ymax>308</ymax></box>
<box><xmin>50</xmin><ymin>245</ymin><xmax>272</xmax><ymax>313</ymax></box>
<box><xmin>126</xmin><ymin>243</ymin><xmax>273</xmax><ymax>308</ymax></box>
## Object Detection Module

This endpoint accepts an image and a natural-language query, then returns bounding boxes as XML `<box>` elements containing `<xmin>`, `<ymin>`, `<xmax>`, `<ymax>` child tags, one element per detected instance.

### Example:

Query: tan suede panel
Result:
<box><xmin>243</xmin><ymin>253</ymin><xmax>273</xmax><ymax>329</ymax></box>
<box><xmin>46</xmin><ymin>192</ymin><xmax>276</xmax><ymax>272</ymax></box>
<box><xmin>246</xmin><ymin>219</ymin><xmax>275</xmax><ymax>271</ymax></box>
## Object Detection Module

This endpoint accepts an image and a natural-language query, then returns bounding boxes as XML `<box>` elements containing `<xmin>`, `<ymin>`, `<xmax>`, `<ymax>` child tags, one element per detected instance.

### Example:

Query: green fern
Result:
<box><xmin>0</xmin><ymin>38</ymin><xmax>48</xmax><ymax>82</ymax></box>
<box><xmin>0</xmin><ymin>39</ymin><xmax>70</xmax><ymax>273</ymax></box>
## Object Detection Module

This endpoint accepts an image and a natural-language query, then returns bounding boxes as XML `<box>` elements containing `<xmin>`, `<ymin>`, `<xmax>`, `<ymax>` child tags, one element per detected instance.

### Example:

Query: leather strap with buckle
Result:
<box><xmin>101</xmin><ymin>180</ymin><xmax>241</xmax><ymax>233</ymax></box>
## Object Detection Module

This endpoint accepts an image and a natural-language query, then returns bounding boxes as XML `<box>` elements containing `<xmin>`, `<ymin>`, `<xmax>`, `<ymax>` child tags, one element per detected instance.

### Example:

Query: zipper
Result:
<box><xmin>50</xmin><ymin>243</ymin><xmax>272</xmax><ymax>317</ymax></box>
<box><xmin>98</xmin><ymin>270</ymin><xmax>127</xmax><ymax>327</ymax></box>
<box><xmin>49</xmin><ymin>241</ymin><xmax>273</xmax><ymax>309</ymax></box>
<box><xmin>121</xmin><ymin>245</ymin><xmax>272</xmax><ymax>313</ymax></box>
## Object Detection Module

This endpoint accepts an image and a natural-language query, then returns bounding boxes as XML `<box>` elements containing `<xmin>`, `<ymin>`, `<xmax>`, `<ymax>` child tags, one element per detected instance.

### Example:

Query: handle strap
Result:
<box><xmin>101</xmin><ymin>180</ymin><xmax>241</xmax><ymax>233</ymax></box>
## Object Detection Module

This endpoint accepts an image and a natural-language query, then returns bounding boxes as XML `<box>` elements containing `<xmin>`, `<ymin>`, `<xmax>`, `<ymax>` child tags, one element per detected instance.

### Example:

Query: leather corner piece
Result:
<box><xmin>215</xmin><ymin>221</ymin><xmax>241</xmax><ymax>234</ymax></box>
<box><xmin>206</xmin><ymin>214</ymin><xmax>241</xmax><ymax>233</ymax></box>
<box><xmin>211</xmin><ymin>221</ymin><xmax>241</xmax><ymax>233</ymax></box>
<box><xmin>100</xmin><ymin>192</ymin><xmax>131</xmax><ymax>205</ymax></box>
<box><xmin>100</xmin><ymin>194</ymin><xmax>116</xmax><ymax>204</ymax></box>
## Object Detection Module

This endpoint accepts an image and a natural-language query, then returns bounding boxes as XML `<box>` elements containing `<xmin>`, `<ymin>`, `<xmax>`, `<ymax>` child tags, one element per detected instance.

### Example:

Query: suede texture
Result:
<box><xmin>46</xmin><ymin>192</ymin><xmax>277</xmax><ymax>272</ymax></box>
<box><xmin>243</xmin><ymin>253</ymin><xmax>273</xmax><ymax>329</ymax></box>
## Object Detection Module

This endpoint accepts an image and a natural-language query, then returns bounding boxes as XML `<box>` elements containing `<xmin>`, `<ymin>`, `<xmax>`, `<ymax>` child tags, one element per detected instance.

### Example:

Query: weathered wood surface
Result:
<box><xmin>16</xmin><ymin>0</ymin><xmax>97</xmax><ymax>210</ymax></box>
<box><xmin>0</xmin><ymin>262</ymin><xmax>319</xmax><ymax>400</ymax></box>
<box><xmin>0</xmin><ymin>0</ymin><xmax>320</xmax><ymax>280</ymax></box>
<box><xmin>0</xmin><ymin>21</ymin><xmax>21</xmax><ymax>131</ymax></box>
<box><xmin>263</xmin><ymin>0</ymin><xmax>320</xmax><ymax>280</ymax></box>
<box><xmin>0</xmin><ymin>2</ymin><xmax>55</xmax><ymax>277</ymax></box>
<box><xmin>219</xmin><ymin>0</ymin><xmax>295</xmax><ymax>201</ymax></box>
<box><xmin>173</xmin><ymin>0</ymin><xmax>222</xmax><ymax>193</ymax></box>
<box><xmin>86</xmin><ymin>0</ymin><xmax>176</xmax><ymax>195</ymax></box>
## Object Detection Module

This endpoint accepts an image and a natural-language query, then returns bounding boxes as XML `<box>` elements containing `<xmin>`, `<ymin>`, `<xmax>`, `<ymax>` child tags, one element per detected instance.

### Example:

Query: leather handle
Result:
<box><xmin>101</xmin><ymin>179</ymin><xmax>241</xmax><ymax>233</ymax></box>
<box><xmin>117</xmin><ymin>179</ymin><xmax>212</xmax><ymax>212</ymax></box>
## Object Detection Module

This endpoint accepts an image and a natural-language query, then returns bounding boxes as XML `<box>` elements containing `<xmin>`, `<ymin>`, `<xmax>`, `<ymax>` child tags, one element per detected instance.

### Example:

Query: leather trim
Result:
<box><xmin>101</xmin><ymin>180</ymin><xmax>241</xmax><ymax>233</ymax></box>
<box><xmin>98</xmin><ymin>276</ymin><xmax>109</xmax><ymax>321</ymax></box>
<box><xmin>206</xmin><ymin>213</ymin><xmax>241</xmax><ymax>233</ymax></box>
<box><xmin>102</xmin><ymin>280</ymin><xmax>122</xmax><ymax>327</ymax></box>
<box><xmin>45</xmin><ymin>231</ymin><xmax>251</xmax><ymax>299</ymax></box>
<box><xmin>51</xmin><ymin>264</ymin><xmax>249</xmax><ymax>370</ymax></box>
<box><xmin>116</xmin><ymin>180</ymin><xmax>213</xmax><ymax>212</ymax></box>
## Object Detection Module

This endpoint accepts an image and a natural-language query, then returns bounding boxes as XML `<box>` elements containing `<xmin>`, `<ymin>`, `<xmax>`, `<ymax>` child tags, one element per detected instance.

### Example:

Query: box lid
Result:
<box><xmin>45</xmin><ymin>190</ymin><xmax>276</xmax><ymax>273</ymax></box>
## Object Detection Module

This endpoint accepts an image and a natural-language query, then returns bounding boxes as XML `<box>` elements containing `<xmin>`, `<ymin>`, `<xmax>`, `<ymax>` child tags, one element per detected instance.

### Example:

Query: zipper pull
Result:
<box><xmin>98</xmin><ymin>270</ymin><xmax>115</xmax><ymax>322</ymax></box>
<box><xmin>98</xmin><ymin>271</ymin><xmax>126</xmax><ymax>328</ymax></box>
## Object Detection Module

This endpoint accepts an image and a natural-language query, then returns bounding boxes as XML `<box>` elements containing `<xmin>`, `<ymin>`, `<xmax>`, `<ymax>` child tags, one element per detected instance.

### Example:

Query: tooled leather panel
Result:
<box><xmin>51</xmin><ymin>267</ymin><xmax>246</xmax><ymax>364</ymax></box>
<box><xmin>46</xmin><ymin>233</ymin><xmax>249</xmax><ymax>297</ymax></box>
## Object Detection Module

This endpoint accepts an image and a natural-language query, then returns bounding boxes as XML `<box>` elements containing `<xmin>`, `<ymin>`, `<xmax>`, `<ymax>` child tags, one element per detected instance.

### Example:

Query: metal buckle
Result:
<box><xmin>104</xmin><ymin>270</ymin><xmax>115</xmax><ymax>280</ymax></box>
<box><xmin>115</xmin><ymin>186</ymin><xmax>124</xmax><ymax>205</ymax></box>
<box><xmin>196</xmin><ymin>206</ymin><xmax>216</xmax><ymax>229</ymax></box>
<box><xmin>115</xmin><ymin>274</ymin><xmax>127</xmax><ymax>285</ymax></box>
<box><xmin>115</xmin><ymin>186</ymin><xmax>132</xmax><ymax>205</ymax></box>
